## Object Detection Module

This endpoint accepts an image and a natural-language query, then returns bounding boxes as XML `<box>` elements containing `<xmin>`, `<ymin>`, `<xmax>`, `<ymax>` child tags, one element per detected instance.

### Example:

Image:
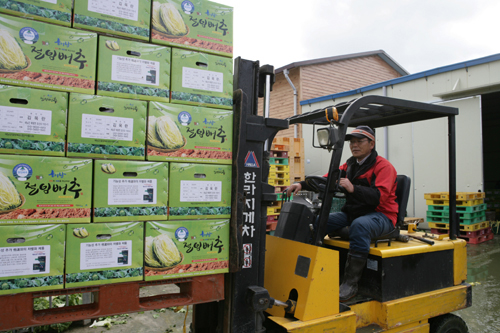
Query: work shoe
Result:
<box><xmin>339</xmin><ymin>251</ymin><xmax>368</xmax><ymax>302</ymax></box>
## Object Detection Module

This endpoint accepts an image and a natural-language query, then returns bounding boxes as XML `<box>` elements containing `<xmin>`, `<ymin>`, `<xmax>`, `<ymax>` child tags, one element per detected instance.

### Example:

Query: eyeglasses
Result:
<box><xmin>349</xmin><ymin>139</ymin><xmax>369</xmax><ymax>145</ymax></box>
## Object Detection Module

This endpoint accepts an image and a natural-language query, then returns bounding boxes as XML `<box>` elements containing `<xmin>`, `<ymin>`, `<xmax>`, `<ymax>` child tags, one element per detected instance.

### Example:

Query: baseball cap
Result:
<box><xmin>345</xmin><ymin>125</ymin><xmax>375</xmax><ymax>141</ymax></box>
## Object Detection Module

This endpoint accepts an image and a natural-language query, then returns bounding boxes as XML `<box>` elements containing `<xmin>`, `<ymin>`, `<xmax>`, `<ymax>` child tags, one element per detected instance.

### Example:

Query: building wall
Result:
<box><xmin>258</xmin><ymin>55</ymin><xmax>403</xmax><ymax>139</ymax></box>
<box><xmin>301</xmin><ymin>59</ymin><xmax>500</xmax><ymax>222</ymax></box>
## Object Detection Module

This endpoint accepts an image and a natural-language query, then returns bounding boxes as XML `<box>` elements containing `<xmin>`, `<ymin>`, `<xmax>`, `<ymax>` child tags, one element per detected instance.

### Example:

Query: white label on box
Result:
<box><xmin>182</xmin><ymin>67</ymin><xmax>223</xmax><ymax>93</ymax></box>
<box><xmin>80</xmin><ymin>241</ymin><xmax>132</xmax><ymax>270</ymax></box>
<box><xmin>111</xmin><ymin>55</ymin><xmax>160</xmax><ymax>86</ymax></box>
<box><xmin>0</xmin><ymin>245</ymin><xmax>51</xmax><ymax>278</ymax></box>
<box><xmin>108</xmin><ymin>178</ymin><xmax>157</xmax><ymax>205</ymax></box>
<box><xmin>180</xmin><ymin>180</ymin><xmax>222</xmax><ymax>202</ymax></box>
<box><xmin>81</xmin><ymin>114</ymin><xmax>134</xmax><ymax>141</ymax></box>
<box><xmin>0</xmin><ymin>106</ymin><xmax>52</xmax><ymax>136</ymax></box>
<box><xmin>40</xmin><ymin>0</ymin><xmax>58</xmax><ymax>4</ymax></box>
<box><xmin>87</xmin><ymin>0</ymin><xmax>139</xmax><ymax>21</ymax></box>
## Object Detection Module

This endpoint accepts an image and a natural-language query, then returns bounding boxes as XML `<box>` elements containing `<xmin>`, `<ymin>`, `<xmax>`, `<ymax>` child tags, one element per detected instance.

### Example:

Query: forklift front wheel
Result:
<box><xmin>429</xmin><ymin>313</ymin><xmax>468</xmax><ymax>333</ymax></box>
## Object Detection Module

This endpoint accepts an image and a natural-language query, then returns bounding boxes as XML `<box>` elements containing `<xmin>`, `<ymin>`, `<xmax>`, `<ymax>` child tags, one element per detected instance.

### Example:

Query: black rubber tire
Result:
<box><xmin>429</xmin><ymin>314</ymin><xmax>468</xmax><ymax>333</ymax></box>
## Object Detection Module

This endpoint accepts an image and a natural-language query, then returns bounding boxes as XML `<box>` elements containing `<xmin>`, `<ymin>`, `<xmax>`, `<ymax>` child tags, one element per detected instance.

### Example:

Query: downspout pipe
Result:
<box><xmin>283</xmin><ymin>69</ymin><xmax>298</xmax><ymax>138</ymax></box>
<box><xmin>382</xmin><ymin>86</ymin><xmax>389</xmax><ymax>159</ymax></box>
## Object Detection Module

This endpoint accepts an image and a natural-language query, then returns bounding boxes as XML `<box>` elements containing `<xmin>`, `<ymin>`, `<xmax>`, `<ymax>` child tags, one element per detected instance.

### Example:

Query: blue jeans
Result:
<box><xmin>324</xmin><ymin>212</ymin><xmax>394</xmax><ymax>253</ymax></box>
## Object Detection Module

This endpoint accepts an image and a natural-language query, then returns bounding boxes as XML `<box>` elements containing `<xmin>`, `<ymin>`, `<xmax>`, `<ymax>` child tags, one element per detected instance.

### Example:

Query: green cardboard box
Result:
<box><xmin>67</xmin><ymin>93</ymin><xmax>147</xmax><ymax>160</ymax></box>
<box><xmin>0</xmin><ymin>14</ymin><xmax>97</xmax><ymax>94</ymax></box>
<box><xmin>170</xmin><ymin>49</ymin><xmax>232</xmax><ymax>109</ymax></box>
<box><xmin>0</xmin><ymin>155</ymin><xmax>92</xmax><ymax>224</ymax></box>
<box><xmin>0</xmin><ymin>224</ymin><xmax>65</xmax><ymax>295</ymax></box>
<box><xmin>168</xmin><ymin>163</ymin><xmax>231</xmax><ymax>220</ymax></box>
<box><xmin>144</xmin><ymin>219</ymin><xmax>229</xmax><ymax>281</ymax></box>
<box><xmin>73</xmin><ymin>0</ymin><xmax>151</xmax><ymax>41</ymax></box>
<box><xmin>0</xmin><ymin>85</ymin><xmax>67</xmax><ymax>157</ymax></box>
<box><xmin>93</xmin><ymin>160</ymin><xmax>169</xmax><ymax>222</ymax></box>
<box><xmin>151</xmin><ymin>0</ymin><xmax>233</xmax><ymax>58</ymax></box>
<box><xmin>97</xmin><ymin>36</ymin><xmax>171</xmax><ymax>103</ymax></box>
<box><xmin>147</xmin><ymin>102</ymin><xmax>232</xmax><ymax>164</ymax></box>
<box><xmin>0</xmin><ymin>0</ymin><xmax>73</xmax><ymax>27</ymax></box>
<box><xmin>65</xmin><ymin>222</ymin><xmax>144</xmax><ymax>288</ymax></box>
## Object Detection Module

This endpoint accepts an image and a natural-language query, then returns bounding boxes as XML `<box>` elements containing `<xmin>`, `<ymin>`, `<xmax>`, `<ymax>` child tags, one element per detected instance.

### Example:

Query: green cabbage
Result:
<box><xmin>0</xmin><ymin>29</ymin><xmax>27</xmax><ymax>70</ymax></box>
<box><xmin>155</xmin><ymin>115</ymin><xmax>184</xmax><ymax>149</ymax></box>
<box><xmin>147</xmin><ymin>116</ymin><xmax>164</xmax><ymax>148</ymax></box>
<box><xmin>0</xmin><ymin>171</ymin><xmax>21</xmax><ymax>211</ymax></box>
<box><xmin>159</xmin><ymin>3</ymin><xmax>187</xmax><ymax>36</ymax></box>
<box><xmin>145</xmin><ymin>236</ymin><xmax>162</xmax><ymax>267</ymax></box>
<box><xmin>152</xmin><ymin>1</ymin><xmax>168</xmax><ymax>33</ymax></box>
<box><xmin>153</xmin><ymin>234</ymin><xmax>181</xmax><ymax>267</ymax></box>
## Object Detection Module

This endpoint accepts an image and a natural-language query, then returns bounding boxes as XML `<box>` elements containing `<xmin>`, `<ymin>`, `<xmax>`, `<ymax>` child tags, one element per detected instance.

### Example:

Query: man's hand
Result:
<box><xmin>339</xmin><ymin>178</ymin><xmax>354</xmax><ymax>193</ymax></box>
<box><xmin>286</xmin><ymin>183</ymin><xmax>302</xmax><ymax>197</ymax></box>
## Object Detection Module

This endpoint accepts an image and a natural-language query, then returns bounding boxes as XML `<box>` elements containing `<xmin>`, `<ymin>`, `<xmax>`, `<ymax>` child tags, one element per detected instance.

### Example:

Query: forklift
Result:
<box><xmin>192</xmin><ymin>58</ymin><xmax>471</xmax><ymax>333</ymax></box>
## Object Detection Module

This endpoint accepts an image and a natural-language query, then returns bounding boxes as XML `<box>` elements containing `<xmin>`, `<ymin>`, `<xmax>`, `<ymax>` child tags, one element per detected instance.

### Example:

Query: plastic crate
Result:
<box><xmin>330</xmin><ymin>198</ymin><xmax>346</xmax><ymax>213</ymax></box>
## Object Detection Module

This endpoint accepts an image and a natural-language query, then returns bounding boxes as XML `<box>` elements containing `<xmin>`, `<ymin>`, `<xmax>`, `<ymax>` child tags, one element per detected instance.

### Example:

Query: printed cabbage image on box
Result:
<box><xmin>67</xmin><ymin>94</ymin><xmax>147</xmax><ymax>160</ymax></box>
<box><xmin>168</xmin><ymin>163</ymin><xmax>231</xmax><ymax>220</ymax></box>
<box><xmin>0</xmin><ymin>155</ymin><xmax>92</xmax><ymax>224</ymax></box>
<box><xmin>0</xmin><ymin>224</ymin><xmax>65</xmax><ymax>295</ymax></box>
<box><xmin>0</xmin><ymin>0</ymin><xmax>73</xmax><ymax>27</ymax></box>
<box><xmin>147</xmin><ymin>102</ymin><xmax>232</xmax><ymax>164</ymax></box>
<box><xmin>151</xmin><ymin>0</ymin><xmax>233</xmax><ymax>58</ymax></box>
<box><xmin>0</xmin><ymin>85</ymin><xmax>67</xmax><ymax>157</ymax></box>
<box><xmin>144</xmin><ymin>219</ymin><xmax>229</xmax><ymax>281</ymax></box>
<box><xmin>0</xmin><ymin>14</ymin><xmax>97</xmax><ymax>94</ymax></box>
<box><xmin>93</xmin><ymin>160</ymin><xmax>169</xmax><ymax>222</ymax></box>
<box><xmin>171</xmin><ymin>49</ymin><xmax>233</xmax><ymax>109</ymax></box>
<box><xmin>65</xmin><ymin>222</ymin><xmax>144</xmax><ymax>288</ymax></box>
<box><xmin>73</xmin><ymin>0</ymin><xmax>151</xmax><ymax>41</ymax></box>
<box><xmin>97</xmin><ymin>36</ymin><xmax>171</xmax><ymax>103</ymax></box>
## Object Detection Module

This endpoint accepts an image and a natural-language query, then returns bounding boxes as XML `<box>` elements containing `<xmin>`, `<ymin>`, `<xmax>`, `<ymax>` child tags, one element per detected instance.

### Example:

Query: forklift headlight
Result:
<box><xmin>316</xmin><ymin>126</ymin><xmax>340</xmax><ymax>149</ymax></box>
<box><xmin>317</xmin><ymin>128</ymin><xmax>332</xmax><ymax>147</ymax></box>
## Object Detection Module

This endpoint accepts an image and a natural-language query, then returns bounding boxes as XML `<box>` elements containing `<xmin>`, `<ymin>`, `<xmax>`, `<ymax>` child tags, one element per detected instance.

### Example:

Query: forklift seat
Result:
<box><xmin>330</xmin><ymin>175</ymin><xmax>412</xmax><ymax>246</ymax></box>
<box><xmin>371</xmin><ymin>174</ymin><xmax>411</xmax><ymax>246</ymax></box>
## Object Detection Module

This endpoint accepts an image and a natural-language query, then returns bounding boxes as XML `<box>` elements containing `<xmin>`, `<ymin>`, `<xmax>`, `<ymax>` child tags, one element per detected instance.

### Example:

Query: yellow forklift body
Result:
<box><xmin>324</xmin><ymin>231</ymin><xmax>467</xmax><ymax>285</ymax></box>
<box><xmin>264</xmin><ymin>235</ymin><xmax>339</xmax><ymax>321</ymax></box>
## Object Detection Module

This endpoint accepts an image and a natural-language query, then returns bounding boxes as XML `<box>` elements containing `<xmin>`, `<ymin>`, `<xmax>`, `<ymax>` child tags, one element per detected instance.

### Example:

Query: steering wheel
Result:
<box><xmin>304</xmin><ymin>176</ymin><xmax>327</xmax><ymax>193</ymax></box>
<box><xmin>305</xmin><ymin>175</ymin><xmax>347</xmax><ymax>197</ymax></box>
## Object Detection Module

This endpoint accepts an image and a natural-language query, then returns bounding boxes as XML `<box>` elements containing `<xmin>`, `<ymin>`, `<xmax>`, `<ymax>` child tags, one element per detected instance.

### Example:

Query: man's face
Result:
<box><xmin>349</xmin><ymin>137</ymin><xmax>375</xmax><ymax>160</ymax></box>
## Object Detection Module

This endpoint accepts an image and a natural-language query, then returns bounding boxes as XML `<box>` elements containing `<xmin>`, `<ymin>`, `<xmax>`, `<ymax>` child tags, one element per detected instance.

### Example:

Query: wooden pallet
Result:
<box><xmin>424</xmin><ymin>192</ymin><xmax>486</xmax><ymax>200</ymax></box>
<box><xmin>459</xmin><ymin>232</ymin><xmax>493</xmax><ymax>245</ymax></box>
<box><xmin>431</xmin><ymin>226</ymin><xmax>492</xmax><ymax>238</ymax></box>
<box><xmin>428</xmin><ymin>221</ymin><xmax>490</xmax><ymax>232</ymax></box>
<box><xmin>426</xmin><ymin>198</ymin><xmax>484</xmax><ymax>207</ymax></box>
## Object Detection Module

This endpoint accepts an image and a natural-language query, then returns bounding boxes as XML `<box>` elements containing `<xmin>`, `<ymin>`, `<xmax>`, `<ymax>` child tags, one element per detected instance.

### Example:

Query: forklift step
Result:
<box><xmin>428</xmin><ymin>220</ymin><xmax>490</xmax><ymax>231</ymax></box>
<box><xmin>424</xmin><ymin>191</ymin><xmax>486</xmax><ymax>200</ymax></box>
<box><xmin>426</xmin><ymin>198</ymin><xmax>484</xmax><ymax>207</ymax></box>
<box><xmin>427</xmin><ymin>203</ymin><xmax>487</xmax><ymax>213</ymax></box>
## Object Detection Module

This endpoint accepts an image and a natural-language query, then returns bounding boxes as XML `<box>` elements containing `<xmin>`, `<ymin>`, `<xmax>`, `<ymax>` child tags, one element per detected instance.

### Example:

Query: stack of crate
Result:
<box><xmin>425</xmin><ymin>192</ymin><xmax>493</xmax><ymax>244</ymax></box>
<box><xmin>267</xmin><ymin>142</ymin><xmax>291</xmax><ymax>232</ymax></box>
<box><xmin>271</xmin><ymin>137</ymin><xmax>305</xmax><ymax>183</ymax></box>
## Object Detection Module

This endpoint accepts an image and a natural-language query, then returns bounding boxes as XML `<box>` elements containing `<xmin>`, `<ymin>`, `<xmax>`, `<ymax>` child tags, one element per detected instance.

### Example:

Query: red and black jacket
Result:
<box><xmin>302</xmin><ymin>150</ymin><xmax>398</xmax><ymax>225</ymax></box>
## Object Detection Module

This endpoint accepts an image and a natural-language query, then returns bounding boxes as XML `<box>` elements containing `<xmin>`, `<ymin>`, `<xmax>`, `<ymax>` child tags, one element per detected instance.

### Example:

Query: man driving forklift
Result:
<box><xmin>286</xmin><ymin>125</ymin><xmax>398</xmax><ymax>301</ymax></box>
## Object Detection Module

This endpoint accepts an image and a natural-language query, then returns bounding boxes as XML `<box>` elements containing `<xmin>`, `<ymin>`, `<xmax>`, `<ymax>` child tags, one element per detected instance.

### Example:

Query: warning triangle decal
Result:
<box><xmin>244</xmin><ymin>151</ymin><xmax>260</xmax><ymax>168</ymax></box>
